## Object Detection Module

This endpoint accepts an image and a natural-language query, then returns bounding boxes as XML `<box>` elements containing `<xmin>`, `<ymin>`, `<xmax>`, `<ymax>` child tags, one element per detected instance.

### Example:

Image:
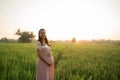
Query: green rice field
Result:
<box><xmin>0</xmin><ymin>43</ymin><xmax>120</xmax><ymax>80</ymax></box>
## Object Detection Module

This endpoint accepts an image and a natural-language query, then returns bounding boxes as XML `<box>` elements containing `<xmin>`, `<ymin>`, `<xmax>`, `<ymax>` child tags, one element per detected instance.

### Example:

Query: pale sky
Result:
<box><xmin>0</xmin><ymin>0</ymin><xmax>120</xmax><ymax>40</ymax></box>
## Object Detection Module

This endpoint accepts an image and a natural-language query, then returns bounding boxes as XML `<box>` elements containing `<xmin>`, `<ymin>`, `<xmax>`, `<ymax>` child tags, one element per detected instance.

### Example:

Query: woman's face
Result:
<box><xmin>39</xmin><ymin>30</ymin><xmax>46</xmax><ymax>39</ymax></box>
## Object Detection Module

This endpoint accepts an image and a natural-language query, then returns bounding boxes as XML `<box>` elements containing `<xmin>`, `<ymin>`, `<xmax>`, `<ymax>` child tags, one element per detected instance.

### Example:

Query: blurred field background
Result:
<box><xmin>0</xmin><ymin>42</ymin><xmax>120</xmax><ymax>80</ymax></box>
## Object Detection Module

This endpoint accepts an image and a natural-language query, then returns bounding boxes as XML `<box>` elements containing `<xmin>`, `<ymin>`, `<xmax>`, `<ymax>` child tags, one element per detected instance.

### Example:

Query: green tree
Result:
<box><xmin>0</xmin><ymin>37</ymin><xmax>16</xmax><ymax>43</ymax></box>
<box><xmin>15</xmin><ymin>29</ymin><xmax>35</xmax><ymax>43</ymax></box>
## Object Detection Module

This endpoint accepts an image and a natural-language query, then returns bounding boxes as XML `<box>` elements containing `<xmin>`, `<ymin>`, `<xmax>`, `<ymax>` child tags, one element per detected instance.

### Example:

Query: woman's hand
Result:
<box><xmin>48</xmin><ymin>63</ymin><xmax>52</xmax><ymax>66</ymax></box>
<box><xmin>47</xmin><ymin>57</ymin><xmax>52</xmax><ymax>66</ymax></box>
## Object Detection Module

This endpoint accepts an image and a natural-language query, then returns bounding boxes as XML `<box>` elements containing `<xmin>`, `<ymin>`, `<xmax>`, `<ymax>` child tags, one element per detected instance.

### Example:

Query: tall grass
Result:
<box><xmin>0</xmin><ymin>43</ymin><xmax>120</xmax><ymax>80</ymax></box>
<box><xmin>54</xmin><ymin>43</ymin><xmax>120</xmax><ymax>80</ymax></box>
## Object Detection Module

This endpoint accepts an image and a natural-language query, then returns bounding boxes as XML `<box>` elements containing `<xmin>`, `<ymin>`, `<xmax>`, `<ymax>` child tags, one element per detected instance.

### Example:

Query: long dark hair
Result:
<box><xmin>38</xmin><ymin>28</ymin><xmax>51</xmax><ymax>46</ymax></box>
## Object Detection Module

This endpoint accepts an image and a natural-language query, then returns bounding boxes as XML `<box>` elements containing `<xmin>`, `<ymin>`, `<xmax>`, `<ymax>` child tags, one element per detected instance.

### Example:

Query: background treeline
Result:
<box><xmin>0</xmin><ymin>28</ymin><xmax>120</xmax><ymax>44</ymax></box>
<box><xmin>0</xmin><ymin>37</ymin><xmax>17</xmax><ymax>43</ymax></box>
<box><xmin>0</xmin><ymin>37</ymin><xmax>120</xmax><ymax>45</ymax></box>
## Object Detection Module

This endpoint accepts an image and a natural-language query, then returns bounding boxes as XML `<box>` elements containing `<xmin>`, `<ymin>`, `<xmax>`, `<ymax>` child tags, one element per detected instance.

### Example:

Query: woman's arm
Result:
<box><xmin>37</xmin><ymin>49</ymin><xmax>51</xmax><ymax>66</ymax></box>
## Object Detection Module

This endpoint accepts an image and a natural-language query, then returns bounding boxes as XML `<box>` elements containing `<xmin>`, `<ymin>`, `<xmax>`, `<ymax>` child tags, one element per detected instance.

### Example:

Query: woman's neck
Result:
<box><xmin>42</xmin><ymin>39</ymin><xmax>46</xmax><ymax>43</ymax></box>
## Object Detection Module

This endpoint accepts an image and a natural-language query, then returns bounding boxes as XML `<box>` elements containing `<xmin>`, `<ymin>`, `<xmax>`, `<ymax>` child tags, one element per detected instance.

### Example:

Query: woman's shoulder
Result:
<box><xmin>36</xmin><ymin>40</ymin><xmax>41</xmax><ymax>45</ymax></box>
<box><xmin>36</xmin><ymin>40</ymin><xmax>41</xmax><ymax>49</ymax></box>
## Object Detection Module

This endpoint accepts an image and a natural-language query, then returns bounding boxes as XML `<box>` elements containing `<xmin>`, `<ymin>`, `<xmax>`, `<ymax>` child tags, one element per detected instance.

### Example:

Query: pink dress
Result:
<box><xmin>36</xmin><ymin>41</ymin><xmax>54</xmax><ymax>80</ymax></box>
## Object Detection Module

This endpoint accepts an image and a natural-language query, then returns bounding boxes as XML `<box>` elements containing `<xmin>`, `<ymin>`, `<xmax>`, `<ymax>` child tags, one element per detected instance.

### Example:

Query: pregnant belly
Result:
<box><xmin>48</xmin><ymin>55</ymin><xmax>54</xmax><ymax>62</ymax></box>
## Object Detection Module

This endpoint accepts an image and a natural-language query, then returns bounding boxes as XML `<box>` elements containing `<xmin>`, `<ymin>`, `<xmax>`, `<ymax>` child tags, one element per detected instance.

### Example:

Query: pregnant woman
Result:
<box><xmin>36</xmin><ymin>28</ymin><xmax>54</xmax><ymax>80</ymax></box>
